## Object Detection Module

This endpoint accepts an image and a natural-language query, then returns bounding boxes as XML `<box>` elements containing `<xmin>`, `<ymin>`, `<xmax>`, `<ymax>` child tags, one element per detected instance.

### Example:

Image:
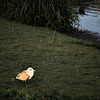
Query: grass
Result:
<box><xmin>0</xmin><ymin>18</ymin><xmax>100</xmax><ymax>99</ymax></box>
<box><xmin>0</xmin><ymin>0</ymin><xmax>78</xmax><ymax>32</ymax></box>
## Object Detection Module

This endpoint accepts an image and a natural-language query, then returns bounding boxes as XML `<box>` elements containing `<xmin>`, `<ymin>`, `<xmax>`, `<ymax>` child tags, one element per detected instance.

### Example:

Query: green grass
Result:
<box><xmin>0</xmin><ymin>18</ymin><xmax>100</xmax><ymax>99</ymax></box>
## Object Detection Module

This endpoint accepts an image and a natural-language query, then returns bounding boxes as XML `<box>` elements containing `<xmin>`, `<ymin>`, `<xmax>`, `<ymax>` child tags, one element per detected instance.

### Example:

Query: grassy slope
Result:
<box><xmin>0</xmin><ymin>18</ymin><xmax>100</xmax><ymax>98</ymax></box>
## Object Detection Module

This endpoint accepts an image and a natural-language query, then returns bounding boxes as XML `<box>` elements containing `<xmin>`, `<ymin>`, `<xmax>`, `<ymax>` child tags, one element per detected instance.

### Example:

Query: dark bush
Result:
<box><xmin>0</xmin><ymin>0</ymin><xmax>78</xmax><ymax>32</ymax></box>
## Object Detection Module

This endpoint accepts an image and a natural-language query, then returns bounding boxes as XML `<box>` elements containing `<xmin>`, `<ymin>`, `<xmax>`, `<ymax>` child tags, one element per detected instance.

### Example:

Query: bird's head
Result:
<box><xmin>27</xmin><ymin>67</ymin><xmax>36</xmax><ymax>72</ymax></box>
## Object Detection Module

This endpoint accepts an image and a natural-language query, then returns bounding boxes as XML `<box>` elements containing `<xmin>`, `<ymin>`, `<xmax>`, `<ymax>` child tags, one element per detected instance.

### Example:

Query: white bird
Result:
<box><xmin>12</xmin><ymin>67</ymin><xmax>36</xmax><ymax>85</ymax></box>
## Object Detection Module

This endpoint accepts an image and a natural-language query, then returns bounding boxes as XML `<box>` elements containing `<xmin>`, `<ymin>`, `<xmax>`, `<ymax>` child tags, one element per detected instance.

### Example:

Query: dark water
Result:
<box><xmin>75</xmin><ymin>0</ymin><xmax>100</xmax><ymax>35</ymax></box>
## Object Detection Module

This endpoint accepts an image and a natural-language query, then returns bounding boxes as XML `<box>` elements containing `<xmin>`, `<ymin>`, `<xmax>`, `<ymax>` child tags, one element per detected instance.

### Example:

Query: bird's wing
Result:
<box><xmin>16</xmin><ymin>70</ymin><xmax>30</xmax><ymax>81</ymax></box>
<box><xmin>20</xmin><ymin>70</ymin><xmax>27</xmax><ymax>74</ymax></box>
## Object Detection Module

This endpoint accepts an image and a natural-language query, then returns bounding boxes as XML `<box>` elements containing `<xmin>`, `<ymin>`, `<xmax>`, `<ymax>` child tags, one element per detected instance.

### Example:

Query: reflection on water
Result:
<box><xmin>75</xmin><ymin>0</ymin><xmax>100</xmax><ymax>34</ymax></box>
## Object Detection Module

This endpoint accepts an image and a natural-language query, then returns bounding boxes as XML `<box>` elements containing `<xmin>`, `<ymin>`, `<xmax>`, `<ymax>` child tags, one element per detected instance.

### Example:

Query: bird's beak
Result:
<box><xmin>33</xmin><ymin>70</ymin><xmax>36</xmax><ymax>72</ymax></box>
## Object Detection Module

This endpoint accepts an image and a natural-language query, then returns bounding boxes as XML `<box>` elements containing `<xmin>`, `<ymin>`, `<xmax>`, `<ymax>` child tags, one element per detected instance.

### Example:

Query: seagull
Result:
<box><xmin>12</xmin><ymin>67</ymin><xmax>36</xmax><ymax>85</ymax></box>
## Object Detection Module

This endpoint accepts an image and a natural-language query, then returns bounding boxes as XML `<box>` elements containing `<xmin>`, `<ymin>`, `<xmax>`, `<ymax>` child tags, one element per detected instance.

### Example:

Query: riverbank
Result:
<box><xmin>66</xmin><ymin>29</ymin><xmax>100</xmax><ymax>43</ymax></box>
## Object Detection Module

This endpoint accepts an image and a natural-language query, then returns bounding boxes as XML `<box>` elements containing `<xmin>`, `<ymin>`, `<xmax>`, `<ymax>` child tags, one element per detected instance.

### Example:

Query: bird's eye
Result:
<box><xmin>30</xmin><ymin>69</ymin><xmax>32</xmax><ymax>71</ymax></box>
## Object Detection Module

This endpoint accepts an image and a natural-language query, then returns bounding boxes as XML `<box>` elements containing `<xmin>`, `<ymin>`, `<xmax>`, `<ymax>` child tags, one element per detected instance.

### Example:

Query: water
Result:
<box><xmin>75</xmin><ymin>0</ymin><xmax>100</xmax><ymax>35</ymax></box>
